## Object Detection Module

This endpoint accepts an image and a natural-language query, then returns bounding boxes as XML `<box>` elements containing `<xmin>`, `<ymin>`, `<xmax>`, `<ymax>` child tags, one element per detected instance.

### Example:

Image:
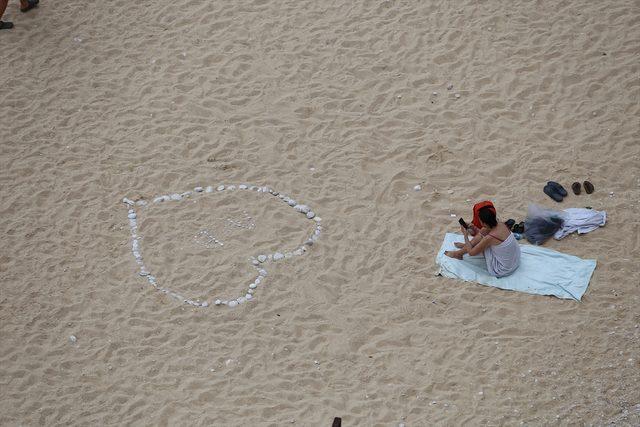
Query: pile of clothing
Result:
<box><xmin>524</xmin><ymin>205</ymin><xmax>606</xmax><ymax>245</ymax></box>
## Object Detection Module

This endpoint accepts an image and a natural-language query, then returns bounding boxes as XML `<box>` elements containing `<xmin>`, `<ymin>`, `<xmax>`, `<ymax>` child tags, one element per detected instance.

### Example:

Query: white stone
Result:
<box><xmin>288</xmin><ymin>199</ymin><xmax>296</xmax><ymax>206</ymax></box>
<box><xmin>227</xmin><ymin>185</ymin><xmax>236</xmax><ymax>190</ymax></box>
<box><xmin>205</xmin><ymin>186</ymin><xmax>213</xmax><ymax>192</ymax></box>
<box><xmin>181</xmin><ymin>191</ymin><xmax>192</xmax><ymax>197</ymax></box>
<box><xmin>239</xmin><ymin>184</ymin><xmax>248</xmax><ymax>190</ymax></box>
<box><xmin>455</xmin><ymin>93</ymin><xmax>461</xmax><ymax>98</ymax></box>
<box><xmin>217</xmin><ymin>185</ymin><xmax>225</xmax><ymax>191</ymax></box>
<box><xmin>258</xmin><ymin>269</ymin><xmax>267</xmax><ymax>276</ymax></box>
<box><xmin>153</xmin><ymin>196</ymin><xmax>165</xmax><ymax>203</ymax></box>
<box><xmin>294</xmin><ymin>248</ymin><xmax>304</xmax><ymax>256</ymax></box>
<box><xmin>254</xmin><ymin>277</ymin><xmax>262</xmax><ymax>284</ymax></box>
<box><xmin>69</xmin><ymin>335</ymin><xmax>77</xmax><ymax>343</ymax></box>
<box><xmin>215</xmin><ymin>299</ymin><xmax>222</xmax><ymax>305</ymax></box>
<box><xmin>257</xmin><ymin>255</ymin><xmax>267</xmax><ymax>263</ymax></box>
<box><xmin>294</xmin><ymin>204</ymin><xmax>310</xmax><ymax>214</ymax></box>
<box><xmin>306</xmin><ymin>211</ymin><xmax>315</xmax><ymax>219</ymax></box>
<box><xmin>136</xmin><ymin>200</ymin><xmax>147</xmax><ymax>206</ymax></box>
<box><xmin>245</xmin><ymin>294</ymin><xmax>252</xmax><ymax>300</ymax></box>
<box><xmin>237</xmin><ymin>297</ymin><xmax>246</xmax><ymax>304</ymax></box>
<box><xmin>314</xmin><ymin>217</ymin><xmax>322</xmax><ymax>222</ymax></box>
<box><xmin>447</xmin><ymin>83</ymin><xmax>454</xmax><ymax>90</ymax></box>
<box><xmin>285</xmin><ymin>252</ymin><xmax>293</xmax><ymax>258</ymax></box>
<box><xmin>123</xmin><ymin>197</ymin><xmax>135</xmax><ymax>205</ymax></box>
<box><xmin>249</xmin><ymin>283</ymin><xmax>257</xmax><ymax>289</ymax></box>
<box><xmin>170</xmin><ymin>193</ymin><xmax>182</xmax><ymax>201</ymax></box>
<box><xmin>279</xmin><ymin>194</ymin><xmax>285</xmax><ymax>199</ymax></box>
<box><xmin>139</xmin><ymin>270</ymin><xmax>149</xmax><ymax>276</ymax></box>
<box><xmin>247</xmin><ymin>289</ymin><xmax>254</xmax><ymax>294</ymax></box>
<box><xmin>228</xmin><ymin>300</ymin><xmax>238</xmax><ymax>308</ymax></box>
<box><xmin>273</xmin><ymin>252</ymin><xmax>284</xmax><ymax>261</ymax></box>
<box><xmin>252</xmin><ymin>259</ymin><xmax>259</xmax><ymax>266</ymax></box>
<box><xmin>128</xmin><ymin>213</ymin><xmax>137</xmax><ymax>219</ymax></box>
<box><xmin>414</xmin><ymin>184</ymin><xmax>422</xmax><ymax>191</ymax></box>
<box><xmin>194</xmin><ymin>187</ymin><xmax>204</xmax><ymax>192</ymax></box>
<box><xmin>201</xmin><ymin>301</ymin><xmax>209</xmax><ymax>307</ymax></box>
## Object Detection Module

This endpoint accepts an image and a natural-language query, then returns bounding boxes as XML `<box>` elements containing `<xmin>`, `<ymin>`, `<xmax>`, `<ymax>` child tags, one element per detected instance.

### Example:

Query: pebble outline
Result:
<box><xmin>123</xmin><ymin>185</ymin><xmax>322</xmax><ymax>308</ymax></box>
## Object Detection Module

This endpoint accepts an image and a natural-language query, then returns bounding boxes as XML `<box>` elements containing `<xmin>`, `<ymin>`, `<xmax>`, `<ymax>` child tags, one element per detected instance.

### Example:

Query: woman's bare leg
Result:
<box><xmin>454</xmin><ymin>233</ymin><xmax>483</xmax><ymax>249</ymax></box>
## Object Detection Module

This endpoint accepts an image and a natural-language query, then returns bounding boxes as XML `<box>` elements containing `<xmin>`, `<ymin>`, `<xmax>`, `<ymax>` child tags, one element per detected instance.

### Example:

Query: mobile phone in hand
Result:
<box><xmin>458</xmin><ymin>218</ymin><xmax>469</xmax><ymax>229</ymax></box>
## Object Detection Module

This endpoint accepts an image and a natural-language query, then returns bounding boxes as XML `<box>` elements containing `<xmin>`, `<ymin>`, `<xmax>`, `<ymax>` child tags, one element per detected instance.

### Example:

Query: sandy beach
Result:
<box><xmin>1</xmin><ymin>0</ymin><xmax>639</xmax><ymax>425</ymax></box>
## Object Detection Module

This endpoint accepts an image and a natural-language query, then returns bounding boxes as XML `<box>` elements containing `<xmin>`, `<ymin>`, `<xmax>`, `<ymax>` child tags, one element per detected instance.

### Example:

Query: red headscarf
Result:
<box><xmin>472</xmin><ymin>201</ymin><xmax>496</xmax><ymax>228</ymax></box>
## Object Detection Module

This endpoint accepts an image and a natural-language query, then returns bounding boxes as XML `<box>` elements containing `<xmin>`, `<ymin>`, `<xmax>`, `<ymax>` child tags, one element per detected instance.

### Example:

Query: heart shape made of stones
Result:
<box><xmin>123</xmin><ymin>184</ymin><xmax>322</xmax><ymax>308</ymax></box>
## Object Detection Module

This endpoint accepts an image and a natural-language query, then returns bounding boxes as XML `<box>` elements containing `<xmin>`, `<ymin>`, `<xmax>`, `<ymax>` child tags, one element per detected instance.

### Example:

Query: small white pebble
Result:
<box><xmin>194</xmin><ymin>187</ymin><xmax>203</xmax><ymax>192</ymax></box>
<box><xmin>201</xmin><ymin>301</ymin><xmax>209</xmax><ymax>307</ymax></box>
<box><xmin>273</xmin><ymin>252</ymin><xmax>285</xmax><ymax>261</ymax></box>
<box><xmin>228</xmin><ymin>300</ymin><xmax>238</xmax><ymax>308</ymax></box>
<box><xmin>214</xmin><ymin>299</ymin><xmax>222</xmax><ymax>305</ymax></box>
<box><xmin>257</xmin><ymin>255</ymin><xmax>267</xmax><ymax>263</ymax></box>
<box><xmin>239</xmin><ymin>184</ymin><xmax>248</xmax><ymax>190</ymax></box>
<box><xmin>69</xmin><ymin>335</ymin><xmax>77</xmax><ymax>343</ymax></box>
<box><xmin>414</xmin><ymin>184</ymin><xmax>422</xmax><ymax>191</ymax></box>
<box><xmin>249</xmin><ymin>283</ymin><xmax>257</xmax><ymax>289</ymax></box>
<box><xmin>455</xmin><ymin>93</ymin><xmax>461</xmax><ymax>98</ymax></box>
<box><xmin>245</xmin><ymin>294</ymin><xmax>252</xmax><ymax>300</ymax></box>
<box><xmin>306</xmin><ymin>211</ymin><xmax>315</xmax><ymax>219</ymax></box>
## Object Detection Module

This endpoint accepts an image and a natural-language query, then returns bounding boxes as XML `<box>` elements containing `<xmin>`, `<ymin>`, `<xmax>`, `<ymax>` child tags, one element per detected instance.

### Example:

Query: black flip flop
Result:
<box><xmin>547</xmin><ymin>181</ymin><xmax>568</xmax><ymax>197</ymax></box>
<box><xmin>584</xmin><ymin>180</ymin><xmax>595</xmax><ymax>194</ymax></box>
<box><xmin>505</xmin><ymin>219</ymin><xmax>516</xmax><ymax>229</ymax></box>
<box><xmin>544</xmin><ymin>184</ymin><xmax>563</xmax><ymax>202</ymax></box>
<box><xmin>0</xmin><ymin>21</ymin><xmax>14</xmax><ymax>29</ymax></box>
<box><xmin>571</xmin><ymin>182</ymin><xmax>581</xmax><ymax>195</ymax></box>
<box><xmin>20</xmin><ymin>0</ymin><xmax>39</xmax><ymax>12</ymax></box>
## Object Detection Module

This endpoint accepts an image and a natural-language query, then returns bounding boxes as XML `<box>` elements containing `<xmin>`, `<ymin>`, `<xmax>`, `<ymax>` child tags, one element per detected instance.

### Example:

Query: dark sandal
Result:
<box><xmin>544</xmin><ymin>184</ymin><xmax>563</xmax><ymax>202</ymax></box>
<box><xmin>583</xmin><ymin>180</ymin><xmax>595</xmax><ymax>194</ymax></box>
<box><xmin>571</xmin><ymin>182</ymin><xmax>581</xmax><ymax>195</ymax></box>
<box><xmin>20</xmin><ymin>0</ymin><xmax>39</xmax><ymax>12</ymax></box>
<box><xmin>547</xmin><ymin>181</ymin><xmax>568</xmax><ymax>197</ymax></box>
<box><xmin>0</xmin><ymin>21</ymin><xmax>14</xmax><ymax>29</ymax></box>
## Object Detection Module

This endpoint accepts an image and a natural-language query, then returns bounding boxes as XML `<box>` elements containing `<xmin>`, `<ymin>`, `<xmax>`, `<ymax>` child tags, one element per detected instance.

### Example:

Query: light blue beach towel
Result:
<box><xmin>436</xmin><ymin>233</ymin><xmax>596</xmax><ymax>300</ymax></box>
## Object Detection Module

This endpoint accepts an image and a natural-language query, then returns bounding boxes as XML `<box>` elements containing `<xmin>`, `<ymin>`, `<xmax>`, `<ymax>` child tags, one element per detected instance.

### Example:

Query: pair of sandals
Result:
<box><xmin>544</xmin><ymin>180</ymin><xmax>595</xmax><ymax>202</ymax></box>
<box><xmin>0</xmin><ymin>0</ymin><xmax>39</xmax><ymax>30</ymax></box>
<box><xmin>571</xmin><ymin>181</ymin><xmax>595</xmax><ymax>195</ymax></box>
<box><xmin>504</xmin><ymin>219</ymin><xmax>525</xmax><ymax>233</ymax></box>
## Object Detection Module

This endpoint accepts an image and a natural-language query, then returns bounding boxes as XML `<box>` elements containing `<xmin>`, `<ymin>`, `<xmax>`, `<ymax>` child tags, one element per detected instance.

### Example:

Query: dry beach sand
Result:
<box><xmin>1</xmin><ymin>0</ymin><xmax>639</xmax><ymax>425</ymax></box>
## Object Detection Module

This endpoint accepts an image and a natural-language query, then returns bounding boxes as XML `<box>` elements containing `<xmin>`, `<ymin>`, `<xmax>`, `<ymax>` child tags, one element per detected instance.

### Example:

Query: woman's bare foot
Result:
<box><xmin>454</xmin><ymin>242</ymin><xmax>465</xmax><ymax>248</ymax></box>
<box><xmin>445</xmin><ymin>250</ymin><xmax>463</xmax><ymax>260</ymax></box>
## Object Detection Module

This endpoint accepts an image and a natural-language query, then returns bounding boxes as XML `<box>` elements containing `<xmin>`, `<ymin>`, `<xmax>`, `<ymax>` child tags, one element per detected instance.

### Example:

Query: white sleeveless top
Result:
<box><xmin>484</xmin><ymin>233</ymin><xmax>521</xmax><ymax>277</ymax></box>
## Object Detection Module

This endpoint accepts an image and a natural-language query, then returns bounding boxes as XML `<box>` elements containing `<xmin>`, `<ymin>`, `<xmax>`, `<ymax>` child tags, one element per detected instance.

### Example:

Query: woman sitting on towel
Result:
<box><xmin>445</xmin><ymin>206</ymin><xmax>521</xmax><ymax>277</ymax></box>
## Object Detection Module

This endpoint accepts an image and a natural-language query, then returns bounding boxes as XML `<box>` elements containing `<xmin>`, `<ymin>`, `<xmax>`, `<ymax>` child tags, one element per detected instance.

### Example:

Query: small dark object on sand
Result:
<box><xmin>505</xmin><ymin>219</ymin><xmax>516</xmax><ymax>229</ymax></box>
<box><xmin>0</xmin><ymin>20</ymin><xmax>14</xmax><ymax>29</ymax></box>
<box><xmin>583</xmin><ymin>181</ymin><xmax>595</xmax><ymax>194</ymax></box>
<box><xmin>332</xmin><ymin>417</ymin><xmax>342</xmax><ymax>427</ymax></box>
<box><xmin>543</xmin><ymin>184</ymin><xmax>563</xmax><ymax>202</ymax></box>
<box><xmin>547</xmin><ymin>181</ymin><xmax>568</xmax><ymax>197</ymax></box>
<box><xmin>20</xmin><ymin>0</ymin><xmax>39</xmax><ymax>12</ymax></box>
<box><xmin>572</xmin><ymin>182</ymin><xmax>581</xmax><ymax>195</ymax></box>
